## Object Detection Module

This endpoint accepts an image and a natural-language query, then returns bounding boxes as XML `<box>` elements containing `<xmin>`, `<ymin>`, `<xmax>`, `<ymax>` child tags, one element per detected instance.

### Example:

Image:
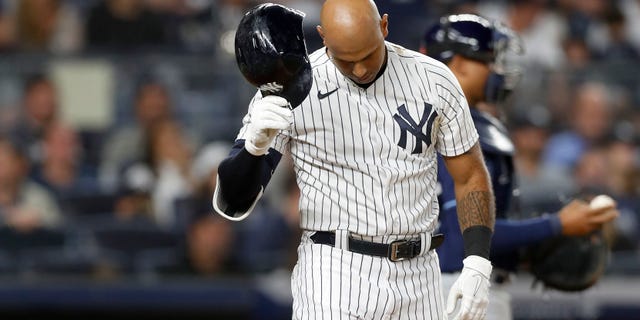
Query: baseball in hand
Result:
<box><xmin>590</xmin><ymin>195</ymin><xmax>615</xmax><ymax>209</ymax></box>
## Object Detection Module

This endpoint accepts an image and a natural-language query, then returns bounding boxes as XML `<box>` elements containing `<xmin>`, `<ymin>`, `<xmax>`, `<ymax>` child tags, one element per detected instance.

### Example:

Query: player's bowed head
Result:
<box><xmin>317</xmin><ymin>0</ymin><xmax>388</xmax><ymax>85</ymax></box>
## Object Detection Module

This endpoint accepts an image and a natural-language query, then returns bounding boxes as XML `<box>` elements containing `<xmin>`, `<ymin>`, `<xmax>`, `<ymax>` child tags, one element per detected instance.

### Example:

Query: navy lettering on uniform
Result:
<box><xmin>393</xmin><ymin>102</ymin><xmax>438</xmax><ymax>154</ymax></box>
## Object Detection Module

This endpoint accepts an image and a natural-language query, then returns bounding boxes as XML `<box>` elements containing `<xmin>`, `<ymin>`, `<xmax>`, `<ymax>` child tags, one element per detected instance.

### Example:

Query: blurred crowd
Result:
<box><xmin>0</xmin><ymin>0</ymin><xmax>638</xmax><ymax>282</ymax></box>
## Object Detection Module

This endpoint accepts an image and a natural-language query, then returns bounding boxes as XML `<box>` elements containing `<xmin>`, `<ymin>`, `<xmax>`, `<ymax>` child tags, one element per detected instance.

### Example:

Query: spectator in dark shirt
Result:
<box><xmin>86</xmin><ymin>0</ymin><xmax>167</xmax><ymax>51</ymax></box>
<box><xmin>157</xmin><ymin>208</ymin><xmax>238</xmax><ymax>278</ymax></box>
<box><xmin>15</xmin><ymin>0</ymin><xmax>83</xmax><ymax>53</ymax></box>
<box><xmin>30</xmin><ymin>122</ymin><xmax>101</xmax><ymax>206</ymax></box>
<box><xmin>8</xmin><ymin>74</ymin><xmax>58</xmax><ymax>165</ymax></box>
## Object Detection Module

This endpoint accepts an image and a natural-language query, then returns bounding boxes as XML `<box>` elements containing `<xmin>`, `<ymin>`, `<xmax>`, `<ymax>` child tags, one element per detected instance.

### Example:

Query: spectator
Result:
<box><xmin>158</xmin><ymin>210</ymin><xmax>237</xmax><ymax>278</ymax></box>
<box><xmin>145</xmin><ymin>0</ymin><xmax>217</xmax><ymax>53</ymax></box>
<box><xmin>211</xmin><ymin>0</ymin><xmax>253</xmax><ymax>57</ymax></box>
<box><xmin>8</xmin><ymin>74</ymin><xmax>59</xmax><ymax>165</ymax></box>
<box><xmin>542</xmin><ymin>81</ymin><xmax>614</xmax><ymax>171</ymax></box>
<box><xmin>99</xmin><ymin>80</ymin><xmax>173</xmax><ymax>191</ymax></box>
<box><xmin>571</xmin><ymin>144</ymin><xmax>614</xmax><ymax>199</ymax></box>
<box><xmin>597</xmin><ymin>3</ymin><xmax>638</xmax><ymax>61</ymax></box>
<box><xmin>162</xmin><ymin>140</ymin><xmax>233</xmax><ymax>231</ymax></box>
<box><xmin>620</xmin><ymin>0</ymin><xmax>640</xmax><ymax>51</ymax></box>
<box><xmin>603</xmin><ymin>139</ymin><xmax>640</xmax><ymax>250</ymax></box>
<box><xmin>0</xmin><ymin>1</ymin><xmax>16</xmax><ymax>52</ymax></box>
<box><xmin>561</xmin><ymin>35</ymin><xmax>593</xmax><ymax>70</ymax></box>
<box><xmin>185</xmin><ymin>211</ymin><xmax>236</xmax><ymax>276</ymax></box>
<box><xmin>235</xmin><ymin>177</ymin><xmax>297</xmax><ymax>274</ymax></box>
<box><xmin>605</xmin><ymin>139</ymin><xmax>640</xmax><ymax>198</ymax></box>
<box><xmin>113</xmin><ymin>168</ymin><xmax>154</xmax><ymax>224</ymax></box>
<box><xmin>30</xmin><ymin>122</ymin><xmax>101</xmax><ymax>205</ymax></box>
<box><xmin>0</xmin><ymin>136</ymin><xmax>62</xmax><ymax>233</ymax></box>
<box><xmin>15</xmin><ymin>0</ymin><xmax>83</xmax><ymax>53</ymax></box>
<box><xmin>86</xmin><ymin>0</ymin><xmax>168</xmax><ymax>51</ymax></box>
<box><xmin>189</xmin><ymin>140</ymin><xmax>232</xmax><ymax>202</ymax></box>
<box><xmin>510</xmin><ymin>110</ymin><xmax>574</xmax><ymax>214</ymax></box>
<box><xmin>147</xmin><ymin>117</ymin><xmax>195</xmax><ymax>227</ymax></box>
<box><xmin>116</xmin><ymin>117</ymin><xmax>196</xmax><ymax>228</ymax></box>
<box><xmin>478</xmin><ymin>0</ymin><xmax>567</xmax><ymax>70</ymax></box>
<box><xmin>571</xmin><ymin>143</ymin><xmax>638</xmax><ymax>251</ymax></box>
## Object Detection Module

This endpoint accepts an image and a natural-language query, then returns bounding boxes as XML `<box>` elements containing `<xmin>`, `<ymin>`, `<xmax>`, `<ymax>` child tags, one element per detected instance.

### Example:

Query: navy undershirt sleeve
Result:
<box><xmin>490</xmin><ymin>214</ymin><xmax>562</xmax><ymax>255</ymax></box>
<box><xmin>216</xmin><ymin>139</ymin><xmax>282</xmax><ymax>213</ymax></box>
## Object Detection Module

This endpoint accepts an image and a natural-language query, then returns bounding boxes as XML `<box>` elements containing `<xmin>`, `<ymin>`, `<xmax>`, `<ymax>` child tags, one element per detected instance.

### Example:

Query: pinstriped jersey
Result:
<box><xmin>238</xmin><ymin>42</ymin><xmax>478</xmax><ymax>237</ymax></box>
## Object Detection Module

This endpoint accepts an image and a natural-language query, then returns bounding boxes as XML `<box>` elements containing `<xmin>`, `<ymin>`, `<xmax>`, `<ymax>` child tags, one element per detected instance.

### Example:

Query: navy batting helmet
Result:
<box><xmin>234</xmin><ymin>3</ymin><xmax>313</xmax><ymax>109</ymax></box>
<box><xmin>422</xmin><ymin>14</ymin><xmax>524</xmax><ymax>103</ymax></box>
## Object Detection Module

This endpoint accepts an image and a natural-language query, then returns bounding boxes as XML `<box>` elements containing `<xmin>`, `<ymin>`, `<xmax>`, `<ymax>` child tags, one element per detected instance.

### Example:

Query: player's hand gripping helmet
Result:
<box><xmin>235</xmin><ymin>3</ymin><xmax>313</xmax><ymax>109</ymax></box>
<box><xmin>422</xmin><ymin>14</ymin><xmax>524</xmax><ymax>103</ymax></box>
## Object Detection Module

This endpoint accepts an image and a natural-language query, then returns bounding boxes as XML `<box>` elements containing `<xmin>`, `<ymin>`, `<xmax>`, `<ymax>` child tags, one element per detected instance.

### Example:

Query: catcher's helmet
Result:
<box><xmin>234</xmin><ymin>3</ymin><xmax>313</xmax><ymax>109</ymax></box>
<box><xmin>422</xmin><ymin>14</ymin><xmax>524</xmax><ymax>103</ymax></box>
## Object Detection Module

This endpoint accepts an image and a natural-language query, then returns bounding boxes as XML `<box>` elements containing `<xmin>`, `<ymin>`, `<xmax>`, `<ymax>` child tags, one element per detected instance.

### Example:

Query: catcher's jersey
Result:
<box><xmin>238</xmin><ymin>42</ymin><xmax>478</xmax><ymax>236</ymax></box>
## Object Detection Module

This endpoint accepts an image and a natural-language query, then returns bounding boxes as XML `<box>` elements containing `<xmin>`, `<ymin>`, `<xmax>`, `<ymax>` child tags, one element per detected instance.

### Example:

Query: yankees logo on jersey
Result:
<box><xmin>393</xmin><ymin>103</ymin><xmax>438</xmax><ymax>154</ymax></box>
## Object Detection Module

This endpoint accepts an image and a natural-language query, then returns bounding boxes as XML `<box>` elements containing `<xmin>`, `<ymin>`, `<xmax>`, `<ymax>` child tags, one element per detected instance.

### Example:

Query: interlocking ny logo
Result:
<box><xmin>393</xmin><ymin>103</ymin><xmax>438</xmax><ymax>154</ymax></box>
<box><xmin>259</xmin><ymin>82</ymin><xmax>283</xmax><ymax>93</ymax></box>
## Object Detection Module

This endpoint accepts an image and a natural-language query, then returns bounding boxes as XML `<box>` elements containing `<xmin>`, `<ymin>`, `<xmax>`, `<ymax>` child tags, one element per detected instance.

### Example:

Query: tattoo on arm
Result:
<box><xmin>457</xmin><ymin>191</ymin><xmax>495</xmax><ymax>231</ymax></box>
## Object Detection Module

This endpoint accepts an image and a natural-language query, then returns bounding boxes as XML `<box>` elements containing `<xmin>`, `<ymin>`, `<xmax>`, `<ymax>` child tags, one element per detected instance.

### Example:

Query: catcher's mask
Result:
<box><xmin>527</xmin><ymin>230</ymin><xmax>610</xmax><ymax>292</ymax></box>
<box><xmin>422</xmin><ymin>14</ymin><xmax>524</xmax><ymax>104</ymax></box>
<box><xmin>235</xmin><ymin>3</ymin><xmax>313</xmax><ymax>109</ymax></box>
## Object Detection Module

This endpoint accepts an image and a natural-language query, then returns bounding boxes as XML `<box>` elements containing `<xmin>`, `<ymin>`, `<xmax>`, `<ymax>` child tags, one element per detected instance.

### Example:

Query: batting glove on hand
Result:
<box><xmin>245</xmin><ymin>95</ymin><xmax>292</xmax><ymax>156</ymax></box>
<box><xmin>446</xmin><ymin>255</ymin><xmax>492</xmax><ymax>320</ymax></box>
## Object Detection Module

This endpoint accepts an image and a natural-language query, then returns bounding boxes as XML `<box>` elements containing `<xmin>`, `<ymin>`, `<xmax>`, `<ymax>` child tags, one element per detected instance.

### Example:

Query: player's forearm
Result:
<box><xmin>456</xmin><ymin>189</ymin><xmax>495</xmax><ymax>231</ymax></box>
<box><xmin>454</xmin><ymin>156</ymin><xmax>496</xmax><ymax>232</ymax></box>
<box><xmin>454</xmin><ymin>169</ymin><xmax>496</xmax><ymax>259</ymax></box>
<box><xmin>444</xmin><ymin>144</ymin><xmax>496</xmax><ymax>232</ymax></box>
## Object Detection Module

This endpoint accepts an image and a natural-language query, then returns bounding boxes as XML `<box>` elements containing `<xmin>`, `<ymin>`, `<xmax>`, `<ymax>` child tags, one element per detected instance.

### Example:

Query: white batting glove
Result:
<box><xmin>446</xmin><ymin>255</ymin><xmax>492</xmax><ymax>320</ymax></box>
<box><xmin>244</xmin><ymin>95</ymin><xmax>292</xmax><ymax>156</ymax></box>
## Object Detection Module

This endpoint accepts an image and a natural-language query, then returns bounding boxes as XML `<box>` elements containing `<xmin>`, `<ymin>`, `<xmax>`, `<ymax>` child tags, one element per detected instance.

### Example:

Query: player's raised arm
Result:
<box><xmin>441</xmin><ymin>143</ymin><xmax>495</xmax><ymax>320</ymax></box>
<box><xmin>212</xmin><ymin>4</ymin><xmax>311</xmax><ymax>221</ymax></box>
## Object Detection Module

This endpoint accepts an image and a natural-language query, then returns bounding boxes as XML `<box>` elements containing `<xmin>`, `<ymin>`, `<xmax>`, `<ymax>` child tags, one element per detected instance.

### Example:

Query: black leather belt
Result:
<box><xmin>310</xmin><ymin>231</ymin><xmax>444</xmax><ymax>262</ymax></box>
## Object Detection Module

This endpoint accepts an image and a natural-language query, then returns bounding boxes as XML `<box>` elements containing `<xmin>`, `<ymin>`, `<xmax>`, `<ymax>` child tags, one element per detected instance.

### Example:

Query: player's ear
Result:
<box><xmin>448</xmin><ymin>55</ymin><xmax>465</xmax><ymax>74</ymax></box>
<box><xmin>316</xmin><ymin>25</ymin><xmax>326</xmax><ymax>44</ymax></box>
<box><xmin>380</xmin><ymin>14</ymin><xmax>389</xmax><ymax>39</ymax></box>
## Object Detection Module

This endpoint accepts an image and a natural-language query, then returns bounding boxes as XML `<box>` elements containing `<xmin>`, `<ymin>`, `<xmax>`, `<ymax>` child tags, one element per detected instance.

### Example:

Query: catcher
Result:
<box><xmin>421</xmin><ymin>14</ymin><xmax>620</xmax><ymax>320</ymax></box>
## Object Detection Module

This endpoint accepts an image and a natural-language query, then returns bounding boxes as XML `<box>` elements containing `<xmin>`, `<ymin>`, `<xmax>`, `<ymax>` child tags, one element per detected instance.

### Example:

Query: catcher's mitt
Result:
<box><xmin>527</xmin><ymin>231</ymin><xmax>609</xmax><ymax>292</ymax></box>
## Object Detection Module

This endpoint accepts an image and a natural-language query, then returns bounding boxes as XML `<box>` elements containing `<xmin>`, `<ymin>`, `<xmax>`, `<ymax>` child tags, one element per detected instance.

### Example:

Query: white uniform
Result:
<box><xmin>236</xmin><ymin>42</ymin><xmax>479</xmax><ymax>319</ymax></box>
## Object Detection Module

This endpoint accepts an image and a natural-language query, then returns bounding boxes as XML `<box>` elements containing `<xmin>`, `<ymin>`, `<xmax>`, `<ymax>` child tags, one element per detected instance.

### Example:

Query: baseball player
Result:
<box><xmin>215</xmin><ymin>1</ymin><xmax>496</xmax><ymax>319</ymax></box>
<box><xmin>421</xmin><ymin>14</ymin><xmax>620</xmax><ymax>319</ymax></box>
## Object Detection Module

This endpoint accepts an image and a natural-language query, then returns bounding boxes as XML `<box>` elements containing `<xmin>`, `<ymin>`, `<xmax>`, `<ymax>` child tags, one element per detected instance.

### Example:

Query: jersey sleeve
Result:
<box><xmin>236</xmin><ymin>90</ymin><xmax>291</xmax><ymax>154</ymax></box>
<box><xmin>433</xmin><ymin>68</ymin><xmax>479</xmax><ymax>157</ymax></box>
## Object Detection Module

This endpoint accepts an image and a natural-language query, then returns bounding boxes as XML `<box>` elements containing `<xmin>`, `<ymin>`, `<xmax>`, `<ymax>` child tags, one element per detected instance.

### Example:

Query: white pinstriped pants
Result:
<box><xmin>292</xmin><ymin>231</ymin><xmax>446</xmax><ymax>320</ymax></box>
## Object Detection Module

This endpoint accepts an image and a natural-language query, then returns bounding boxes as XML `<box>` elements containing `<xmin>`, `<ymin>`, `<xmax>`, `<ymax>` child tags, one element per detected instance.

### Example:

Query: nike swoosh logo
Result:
<box><xmin>317</xmin><ymin>88</ymin><xmax>338</xmax><ymax>100</ymax></box>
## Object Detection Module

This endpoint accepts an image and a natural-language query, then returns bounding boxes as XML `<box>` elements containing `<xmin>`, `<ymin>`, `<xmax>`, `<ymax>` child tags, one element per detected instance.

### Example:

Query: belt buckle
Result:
<box><xmin>388</xmin><ymin>240</ymin><xmax>415</xmax><ymax>262</ymax></box>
